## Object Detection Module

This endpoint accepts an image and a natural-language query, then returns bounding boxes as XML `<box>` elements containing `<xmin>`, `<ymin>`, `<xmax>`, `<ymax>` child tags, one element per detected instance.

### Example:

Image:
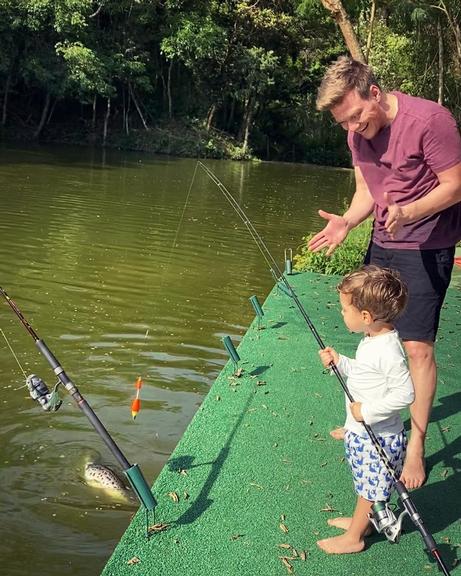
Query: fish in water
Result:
<box><xmin>84</xmin><ymin>462</ymin><xmax>132</xmax><ymax>501</ymax></box>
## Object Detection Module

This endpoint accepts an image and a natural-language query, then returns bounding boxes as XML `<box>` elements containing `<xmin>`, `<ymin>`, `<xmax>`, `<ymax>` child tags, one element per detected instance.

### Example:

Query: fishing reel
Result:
<box><xmin>369</xmin><ymin>501</ymin><xmax>408</xmax><ymax>544</ymax></box>
<box><xmin>26</xmin><ymin>374</ymin><xmax>62</xmax><ymax>412</ymax></box>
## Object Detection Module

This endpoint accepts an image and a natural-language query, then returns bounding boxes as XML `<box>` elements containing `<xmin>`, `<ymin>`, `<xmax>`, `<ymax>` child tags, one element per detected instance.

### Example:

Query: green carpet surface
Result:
<box><xmin>102</xmin><ymin>271</ymin><xmax>461</xmax><ymax>576</ymax></box>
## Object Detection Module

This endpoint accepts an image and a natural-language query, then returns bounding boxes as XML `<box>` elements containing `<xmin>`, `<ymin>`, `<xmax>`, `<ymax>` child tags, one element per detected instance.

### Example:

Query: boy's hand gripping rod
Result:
<box><xmin>197</xmin><ymin>162</ymin><xmax>451</xmax><ymax>575</ymax></box>
<box><xmin>0</xmin><ymin>287</ymin><xmax>157</xmax><ymax>515</ymax></box>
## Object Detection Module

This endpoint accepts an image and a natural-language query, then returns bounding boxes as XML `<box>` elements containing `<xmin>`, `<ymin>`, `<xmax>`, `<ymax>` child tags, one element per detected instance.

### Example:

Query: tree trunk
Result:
<box><xmin>242</xmin><ymin>96</ymin><xmax>258</xmax><ymax>152</ymax></box>
<box><xmin>237</xmin><ymin>96</ymin><xmax>249</xmax><ymax>142</ymax></box>
<box><xmin>46</xmin><ymin>98</ymin><xmax>57</xmax><ymax>125</ymax></box>
<box><xmin>365</xmin><ymin>0</ymin><xmax>377</xmax><ymax>63</ymax></box>
<box><xmin>436</xmin><ymin>1</ymin><xmax>461</xmax><ymax>69</ymax></box>
<box><xmin>206</xmin><ymin>103</ymin><xmax>217</xmax><ymax>131</ymax></box>
<box><xmin>122</xmin><ymin>87</ymin><xmax>130</xmax><ymax>135</ymax></box>
<box><xmin>167</xmin><ymin>60</ymin><xmax>173</xmax><ymax>119</ymax></box>
<box><xmin>320</xmin><ymin>0</ymin><xmax>365</xmax><ymax>62</ymax></box>
<box><xmin>437</xmin><ymin>18</ymin><xmax>444</xmax><ymax>105</ymax></box>
<box><xmin>33</xmin><ymin>92</ymin><xmax>51</xmax><ymax>139</ymax></box>
<box><xmin>103</xmin><ymin>97</ymin><xmax>111</xmax><ymax>147</ymax></box>
<box><xmin>92</xmin><ymin>94</ymin><xmax>97</xmax><ymax>131</ymax></box>
<box><xmin>226</xmin><ymin>98</ymin><xmax>235</xmax><ymax>131</ymax></box>
<box><xmin>2</xmin><ymin>72</ymin><xmax>11</xmax><ymax>126</ymax></box>
<box><xmin>130</xmin><ymin>85</ymin><xmax>149</xmax><ymax>130</ymax></box>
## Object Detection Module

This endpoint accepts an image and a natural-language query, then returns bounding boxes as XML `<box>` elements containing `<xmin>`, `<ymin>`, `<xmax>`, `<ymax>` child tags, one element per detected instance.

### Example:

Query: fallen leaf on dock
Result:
<box><xmin>127</xmin><ymin>557</ymin><xmax>141</xmax><ymax>565</ymax></box>
<box><xmin>280</xmin><ymin>557</ymin><xmax>293</xmax><ymax>573</ymax></box>
<box><xmin>148</xmin><ymin>523</ymin><xmax>170</xmax><ymax>533</ymax></box>
<box><xmin>168</xmin><ymin>491</ymin><xmax>179</xmax><ymax>502</ymax></box>
<box><xmin>280</xmin><ymin>523</ymin><xmax>289</xmax><ymax>533</ymax></box>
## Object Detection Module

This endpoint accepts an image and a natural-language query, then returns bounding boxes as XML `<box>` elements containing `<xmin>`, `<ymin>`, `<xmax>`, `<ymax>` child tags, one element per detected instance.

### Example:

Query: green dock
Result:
<box><xmin>102</xmin><ymin>271</ymin><xmax>461</xmax><ymax>576</ymax></box>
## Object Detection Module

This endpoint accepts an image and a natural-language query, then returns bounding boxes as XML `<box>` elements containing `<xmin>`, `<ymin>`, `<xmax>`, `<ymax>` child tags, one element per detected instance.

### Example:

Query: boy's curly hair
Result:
<box><xmin>337</xmin><ymin>265</ymin><xmax>408</xmax><ymax>323</ymax></box>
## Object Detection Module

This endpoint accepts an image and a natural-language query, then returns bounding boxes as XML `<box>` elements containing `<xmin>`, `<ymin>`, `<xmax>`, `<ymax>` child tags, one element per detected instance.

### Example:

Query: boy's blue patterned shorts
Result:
<box><xmin>344</xmin><ymin>429</ymin><xmax>407</xmax><ymax>502</ymax></box>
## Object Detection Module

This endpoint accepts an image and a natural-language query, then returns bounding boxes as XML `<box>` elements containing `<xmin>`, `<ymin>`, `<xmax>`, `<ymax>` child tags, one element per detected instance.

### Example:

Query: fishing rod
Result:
<box><xmin>0</xmin><ymin>287</ymin><xmax>157</xmax><ymax>520</ymax></box>
<box><xmin>197</xmin><ymin>162</ymin><xmax>451</xmax><ymax>575</ymax></box>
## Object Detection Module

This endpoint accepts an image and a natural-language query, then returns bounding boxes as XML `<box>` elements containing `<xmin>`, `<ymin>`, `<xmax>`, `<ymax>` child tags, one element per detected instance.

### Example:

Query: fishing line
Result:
<box><xmin>1</xmin><ymin>327</ymin><xmax>30</xmax><ymax>390</ymax></box>
<box><xmin>129</xmin><ymin>164</ymin><xmax>202</xmax><ymax>413</ymax></box>
<box><xmin>197</xmin><ymin>161</ymin><xmax>282</xmax><ymax>275</ymax></box>
<box><xmin>171</xmin><ymin>162</ymin><xmax>200</xmax><ymax>264</ymax></box>
<box><xmin>155</xmin><ymin>160</ymin><xmax>200</xmax><ymax>296</ymax></box>
<box><xmin>196</xmin><ymin>162</ymin><xmax>451</xmax><ymax>575</ymax></box>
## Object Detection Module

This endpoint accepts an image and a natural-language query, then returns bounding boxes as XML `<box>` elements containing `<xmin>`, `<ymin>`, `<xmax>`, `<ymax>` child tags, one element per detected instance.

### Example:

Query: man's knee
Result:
<box><xmin>403</xmin><ymin>340</ymin><xmax>434</xmax><ymax>366</ymax></box>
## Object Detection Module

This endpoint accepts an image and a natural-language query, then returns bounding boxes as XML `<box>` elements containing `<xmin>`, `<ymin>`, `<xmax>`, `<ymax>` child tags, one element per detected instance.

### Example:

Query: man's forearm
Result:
<box><xmin>403</xmin><ymin>181</ymin><xmax>461</xmax><ymax>222</ymax></box>
<box><xmin>401</xmin><ymin>162</ymin><xmax>461</xmax><ymax>222</ymax></box>
<box><xmin>343</xmin><ymin>188</ymin><xmax>375</xmax><ymax>230</ymax></box>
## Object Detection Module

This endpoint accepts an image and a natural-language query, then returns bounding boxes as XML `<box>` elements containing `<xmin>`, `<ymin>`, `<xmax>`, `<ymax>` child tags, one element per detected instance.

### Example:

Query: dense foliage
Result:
<box><xmin>0</xmin><ymin>1</ymin><xmax>460</xmax><ymax>164</ymax></box>
<box><xmin>294</xmin><ymin>218</ymin><xmax>373</xmax><ymax>275</ymax></box>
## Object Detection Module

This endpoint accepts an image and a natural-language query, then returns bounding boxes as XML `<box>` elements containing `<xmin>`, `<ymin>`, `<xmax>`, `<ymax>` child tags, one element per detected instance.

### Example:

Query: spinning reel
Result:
<box><xmin>369</xmin><ymin>501</ymin><xmax>408</xmax><ymax>544</ymax></box>
<box><xmin>26</xmin><ymin>374</ymin><xmax>62</xmax><ymax>412</ymax></box>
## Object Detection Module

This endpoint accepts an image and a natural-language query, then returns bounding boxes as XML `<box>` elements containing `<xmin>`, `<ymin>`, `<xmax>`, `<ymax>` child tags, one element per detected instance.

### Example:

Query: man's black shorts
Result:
<box><xmin>364</xmin><ymin>242</ymin><xmax>455</xmax><ymax>342</ymax></box>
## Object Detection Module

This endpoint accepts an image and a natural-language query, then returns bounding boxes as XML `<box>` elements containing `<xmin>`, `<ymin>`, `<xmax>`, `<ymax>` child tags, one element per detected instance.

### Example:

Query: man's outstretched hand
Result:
<box><xmin>307</xmin><ymin>210</ymin><xmax>349</xmax><ymax>256</ymax></box>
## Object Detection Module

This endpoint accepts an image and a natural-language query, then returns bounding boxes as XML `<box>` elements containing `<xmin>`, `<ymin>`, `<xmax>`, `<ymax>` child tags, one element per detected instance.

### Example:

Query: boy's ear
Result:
<box><xmin>361</xmin><ymin>310</ymin><xmax>373</xmax><ymax>324</ymax></box>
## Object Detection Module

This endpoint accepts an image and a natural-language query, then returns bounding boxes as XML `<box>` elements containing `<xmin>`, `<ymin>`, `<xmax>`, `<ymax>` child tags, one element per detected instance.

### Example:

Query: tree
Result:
<box><xmin>319</xmin><ymin>0</ymin><xmax>365</xmax><ymax>61</ymax></box>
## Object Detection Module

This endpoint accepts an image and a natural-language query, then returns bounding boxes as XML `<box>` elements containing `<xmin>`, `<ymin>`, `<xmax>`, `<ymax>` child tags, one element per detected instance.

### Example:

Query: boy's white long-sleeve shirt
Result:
<box><xmin>336</xmin><ymin>330</ymin><xmax>415</xmax><ymax>437</ymax></box>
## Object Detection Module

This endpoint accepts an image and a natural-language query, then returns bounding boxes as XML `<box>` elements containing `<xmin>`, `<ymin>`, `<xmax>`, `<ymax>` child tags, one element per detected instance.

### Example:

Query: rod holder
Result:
<box><xmin>124</xmin><ymin>463</ymin><xmax>157</xmax><ymax>511</ymax></box>
<box><xmin>277</xmin><ymin>281</ymin><xmax>293</xmax><ymax>298</ymax></box>
<box><xmin>222</xmin><ymin>335</ymin><xmax>240</xmax><ymax>367</ymax></box>
<box><xmin>284</xmin><ymin>248</ymin><xmax>293</xmax><ymax>275</ymax></box>
<box><xmin>249</xmin><ymin>295</ymin><xmax>264</xmax><ymax>331</ymax></box>
<box><xmin>249</xmin><ymin>295</ymin><xmax>264</xmax><ymax>318</ymax></box>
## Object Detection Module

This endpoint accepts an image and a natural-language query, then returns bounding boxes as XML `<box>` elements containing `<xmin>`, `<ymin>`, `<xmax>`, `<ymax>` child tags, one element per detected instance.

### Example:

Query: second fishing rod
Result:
<box><xmin>197</xmin><ymin>161</ymin><xmax>450</xmax><ymax>575</ymax></box>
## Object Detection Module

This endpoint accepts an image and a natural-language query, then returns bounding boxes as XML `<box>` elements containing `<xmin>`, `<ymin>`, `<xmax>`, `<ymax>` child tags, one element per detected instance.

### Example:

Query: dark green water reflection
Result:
<box><xmin>0</xmin><ymin>145</ymin><xmax>353</xmax><ymax>576</ymax></box>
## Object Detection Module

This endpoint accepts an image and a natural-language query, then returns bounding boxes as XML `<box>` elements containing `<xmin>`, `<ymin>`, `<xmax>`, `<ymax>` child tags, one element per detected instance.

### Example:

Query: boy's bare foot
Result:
<box><xmin>400</xmin><ymin>442</ymin><xmax>426</xmax><ymax>489</ymax></box>
<box><xmin>316</xmin><ymin>533</ymin><xmax>365</xmax><ymax>554</ymax></box>
<box><xmin>329</xmin><ymin>427</ymin><xmax>345</xmax><ymax>440</ymax></box>
<box><xmin>327</xmin><ymin>517</ymin><xmax>373</xmax><ymax>536</ymax></box>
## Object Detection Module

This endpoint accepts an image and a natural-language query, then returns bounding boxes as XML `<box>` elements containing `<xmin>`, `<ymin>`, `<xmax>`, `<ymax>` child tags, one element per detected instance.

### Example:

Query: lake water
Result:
<box><xmin>0</xmin><ymin>145</ymin><xmax>353</xmax><ymax>576</ymax></box>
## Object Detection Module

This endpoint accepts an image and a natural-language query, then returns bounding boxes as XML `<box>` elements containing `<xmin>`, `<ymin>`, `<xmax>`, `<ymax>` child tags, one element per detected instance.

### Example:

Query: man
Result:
<box><xmin>308</xmin><ymin>56</ymin><xmax>461</xmax><ymax>489</ymax></box>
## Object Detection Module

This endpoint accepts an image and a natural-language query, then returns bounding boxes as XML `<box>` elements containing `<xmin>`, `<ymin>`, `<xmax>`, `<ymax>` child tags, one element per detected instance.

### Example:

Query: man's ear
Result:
<box><xmin>370</xmin><ymin>84</ymin><xmax>381</xmax><ymax>102</ymax></box>
<box><xmin>361</xmin><ymin>310</ymin><xmax>374</xmax><ymax>324</ymax></box>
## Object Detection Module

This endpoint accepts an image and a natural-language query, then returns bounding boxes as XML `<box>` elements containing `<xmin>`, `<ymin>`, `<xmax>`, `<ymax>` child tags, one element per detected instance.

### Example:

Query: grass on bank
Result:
<box><xmin>294</xmin><ymin>219</ymin><xmax>372</xmax><ymax>275</ymax></box>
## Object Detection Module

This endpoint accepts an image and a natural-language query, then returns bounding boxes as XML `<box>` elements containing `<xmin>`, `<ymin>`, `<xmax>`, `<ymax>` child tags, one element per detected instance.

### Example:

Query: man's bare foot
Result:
<box><xmin>316</xmin><ymin>533</ymin><xmax>365</xmax><ymax>554</ymax></box>
<box><xmin>400</xmin><ymin>444</ymin><xmax>426</xmax><ymax>489</ymax></box>
<box><xmin>327</xmin><ymin>517</ymin><xmax>373</xmax><ymax>536</ymax></box>
<box><xmin>330</xmin><ymin>427</ymin><xmax>345</xmax><ymax>440</ymax></box>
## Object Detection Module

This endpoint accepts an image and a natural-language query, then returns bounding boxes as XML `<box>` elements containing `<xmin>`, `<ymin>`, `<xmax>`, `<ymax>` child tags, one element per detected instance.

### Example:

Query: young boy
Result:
<box><xmin>317</xmin><ymin>265</ymin><xmax>414</xmax><ymax>555</ymax></box>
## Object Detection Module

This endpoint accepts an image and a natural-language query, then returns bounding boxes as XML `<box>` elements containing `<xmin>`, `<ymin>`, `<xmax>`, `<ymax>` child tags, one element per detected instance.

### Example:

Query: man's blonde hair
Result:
<box><xmin>337</xmin><ymin>265</ymin><xmax>407</xmax><ymax>323</ymax></box>
<box><xmin>316</xmin><ymin>56</ymin><xmax>380</xmax><ymax>111</ymax></box>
